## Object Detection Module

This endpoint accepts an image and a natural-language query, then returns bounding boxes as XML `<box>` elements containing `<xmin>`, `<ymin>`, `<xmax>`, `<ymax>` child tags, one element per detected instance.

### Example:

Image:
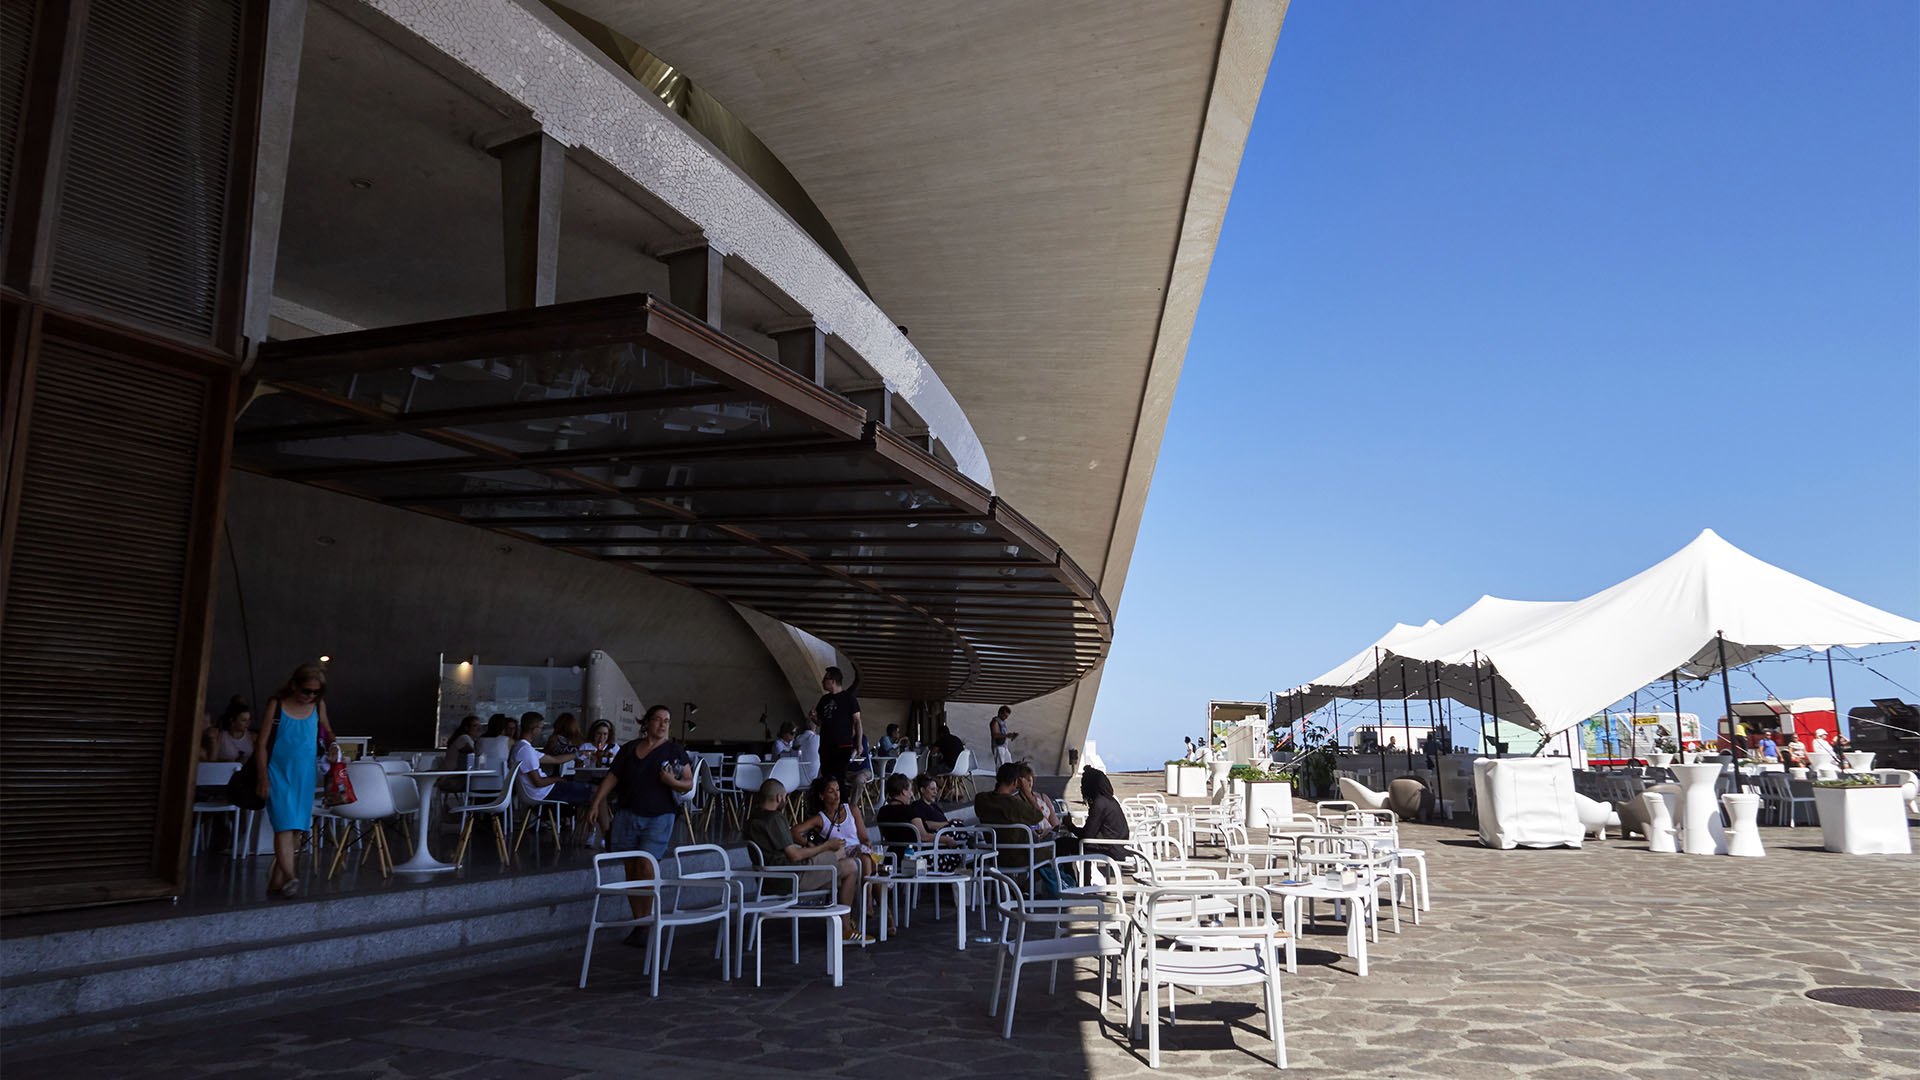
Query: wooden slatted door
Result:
<box><xmin>1</xmin><ymin>315</ymin><xmax>236</xmax><ymax>912</ymax></box>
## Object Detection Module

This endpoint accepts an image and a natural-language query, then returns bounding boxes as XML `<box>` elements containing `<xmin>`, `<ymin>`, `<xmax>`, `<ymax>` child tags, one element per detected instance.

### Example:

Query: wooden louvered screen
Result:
<box><xmin>1</xmin><ymin>322</ymin><xmax>235</xmax><ymax>911</ymax></box>
<box><xmin>0</xmin><ymin>0</ymin><xmax>33</xmax><ymax>231</ymax></box>
<box><xmin>45</xmin><ymin>0</ymin><xmax>245</xmax><ymax>348</ymax></box>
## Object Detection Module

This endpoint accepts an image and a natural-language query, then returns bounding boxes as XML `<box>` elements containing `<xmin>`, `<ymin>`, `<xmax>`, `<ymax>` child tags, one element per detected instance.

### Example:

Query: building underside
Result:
<box><xmin>0</xmin><ymin>0</ymin><xmax>1282</xmax><ymax>912</ymax></box>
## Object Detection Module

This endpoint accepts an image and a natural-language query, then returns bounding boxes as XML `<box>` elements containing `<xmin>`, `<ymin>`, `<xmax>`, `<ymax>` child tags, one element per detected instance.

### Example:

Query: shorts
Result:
<box><xmin>611</xmin><ymin>810</ymin><xmax>676</xmax><ymax>859</ymax></box>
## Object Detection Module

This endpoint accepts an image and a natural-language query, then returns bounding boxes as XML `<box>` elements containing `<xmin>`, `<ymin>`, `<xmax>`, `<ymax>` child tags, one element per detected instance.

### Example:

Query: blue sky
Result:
<box><xmin>1088</xmin><ymin>2</ymin><xmax>1920</xmax><ymax>771</ymax></box>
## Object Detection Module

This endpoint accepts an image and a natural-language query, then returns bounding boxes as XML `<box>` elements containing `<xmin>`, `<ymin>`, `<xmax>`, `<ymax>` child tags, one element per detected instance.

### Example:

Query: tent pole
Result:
<box><xmin>1488</xmin><ymin>661</ymin><xmax>1504</xmax><ymax>755</ymax></box>
<box><xmin>1671</xmin><ymin>670</ymin><xmax>1682</xmax><ymax>759</ymax></box>
<box><xmin>1400</xmin><ymin>656</ymin><xmax>1413</xmax><ymax>773</ymax></box>
<box><xmin>1426</xmin><ymin>660</ymin><xmax>1440</xmax><ymax>764</ymax></box>
<box><xmin>1472</xmin><ymin>650</ymin><xmax>1488</xmax><ymax>755</ymax></box>
<box><xmin>1825</xmin><ymin>648</ymin><xmax>1841</xmax><ymax>741</ymax></box>
<box><xmin>1716</xmin><ymin>632</ymin><xmax>1743</xmax><ymax>792</ymax></box>
<box><xmin>1374</xmin><ymin>647</ymin><xmax>1386</xmax><ymax>779</ymax></box>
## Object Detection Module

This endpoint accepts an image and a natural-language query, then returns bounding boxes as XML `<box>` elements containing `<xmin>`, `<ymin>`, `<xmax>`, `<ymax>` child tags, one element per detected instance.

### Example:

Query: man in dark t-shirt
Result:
<box><xmin>813</xmin><ymin>665</ymin><xmax>862</xmax><ymax>786</ymax></box>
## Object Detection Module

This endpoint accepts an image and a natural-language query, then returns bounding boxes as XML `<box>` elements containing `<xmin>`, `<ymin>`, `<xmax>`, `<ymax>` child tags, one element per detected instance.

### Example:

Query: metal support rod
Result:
<box><xmin>1671</xmin><ymin>669</ymin><xmax>1682</xmax><ymax>754</ymax></box>
<box><xmin>1472</xmin><ymin>650</ymin><xmax>1487</xmax><ymax>755</ymax></box>
<box><xmin>1400</xmin><ymin>656</ymin><xmax>1413</xmax><ymax>772</ymax></box>
<box><xmin>1488</xmin><ymin>661</ymin><xmax>1504</xmax><ymax>755</ymax></box>
<box><xmin>1426</xmin><ymin>660</ymin><xmax>1440</xmax><ymax>764</ymax></box>
<box><xmin>1373</xmin><ymin>647</ymin><xmax>1387</xmax><ymax>777</ymax></box>
<box><xmin>1825</xmin><ymin>647</ymin><xmax>1841</xmax><ymax>744</ymax></box>
<box><xmin>1716</xmin><ymin>632</ymin><xmax>1743</xmax><ymax>792</ymax></box>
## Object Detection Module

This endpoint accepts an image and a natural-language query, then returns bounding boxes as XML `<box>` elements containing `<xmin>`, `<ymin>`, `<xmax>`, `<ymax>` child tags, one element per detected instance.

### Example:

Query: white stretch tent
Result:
<box><xmin>1397</xmin><ymin>530</ymin><xmax>1920</xmax><ymax>738</ymax></box>
<box><xmin>1278</xmin><ymin>529</ymin><xmax>1920</xmax><ymax>743</ymax></box>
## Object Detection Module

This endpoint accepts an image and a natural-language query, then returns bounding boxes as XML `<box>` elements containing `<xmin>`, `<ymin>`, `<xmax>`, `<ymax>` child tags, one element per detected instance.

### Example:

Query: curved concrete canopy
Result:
<box><xmin>353</xmin><ymin>0</ymin><xmax>993</xmax><ymax>489</ymax></box>
<box><xmin>563</xmin><ymin>0</ymin><xmax>1288</xmax><ymax>763</ymax></box>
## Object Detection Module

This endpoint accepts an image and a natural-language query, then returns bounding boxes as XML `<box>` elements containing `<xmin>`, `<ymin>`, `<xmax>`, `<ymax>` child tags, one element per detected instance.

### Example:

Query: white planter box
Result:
<box><xmin>1812</xmin><ymin>785</ymin><xmax>1912</xmax><ymax>855</ymax></box>
<box><xmin>1176</xmin><ymin>766</ymin><xmax>1208</xmax><ymax>799</ymax></box>
<box><xmin>1244</xmin><ymin>780</ymin><xmax>1293</xmax><ymax>829</ymax></box>
<box><xmin>1165</xmin><ymin>764</ymin><xmax>1180</xmax><ymax>795</ymax></box>
<box><xmin>1230</xmin><ymin>778</ymin><xmax>1246</xmax><ymax>802</ymax></box>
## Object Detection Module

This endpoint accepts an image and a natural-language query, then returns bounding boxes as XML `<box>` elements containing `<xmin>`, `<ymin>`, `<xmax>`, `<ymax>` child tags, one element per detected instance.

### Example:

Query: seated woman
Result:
<box><xmin>791</xmin><ymin>774</ymin><xmax>880</xmax><ymax>943</ymax></box>
<box><xmin>1072</xmin><ymin>767</ymin><xmax>1129</xmax><ymax>842</ymax></box>
<box><xmin>475</xmin><ymin>714</ymin><xmax>516</xmax><ymax>778</ymax></box>
<box><xmin>908</xmin><ymin>774</ymin><xmax>950</xmax><ymax>837</ymax></box>
<box><xmin>584</xmin><ymin>719</ymin><xmax>618</xmax><ymax>766</ymax></box>
<box><xmin>440</xmin><ymin>714</ymin><xmax>482</xmax><ymax>792</ymax></box>
<box><xmin>203</xmin><ymin>702</ymin><xmax>255</xmax><ymax>763</ymax></box>
<box><xmin>772</xmin><ymin>721</ymin><xmax>798</xmax><ymax>758</ymax></box>
<box><xmin>545</xmin><ymin>712</ymin><xmax>583</xmax><ymax>757</ymax></box>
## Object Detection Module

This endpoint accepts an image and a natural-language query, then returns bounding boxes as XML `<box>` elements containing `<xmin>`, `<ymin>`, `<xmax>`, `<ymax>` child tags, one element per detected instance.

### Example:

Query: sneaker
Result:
<box><xmin>843</xmin><ymin>930</ymin><xmax>870</xmax><ymax>946</ymax></box>
<box><xmin>278</xmin><ymin>879</ymin><xmax>300</xmax><ymax>899</ymax></box>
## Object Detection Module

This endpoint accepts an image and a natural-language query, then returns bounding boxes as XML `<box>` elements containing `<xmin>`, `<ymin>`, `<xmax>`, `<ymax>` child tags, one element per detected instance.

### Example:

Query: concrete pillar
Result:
<box><xmin>768</xmin><ymin>322</ymin><xmax>826</xmax><ymax>385</ymax></box>
<box><xmin>663</xmin><ymin>241</ymin><xmax>725</xmax><ymax>326</ymax></box>
<box><xmin>241</xmin><ymin>0</ymin><xmax>307</xmax><ymax>360</ymax></box>
<box><xmin>494</xmin><ymin>132</ymin><xmax>564</xmax><ymax>309</ymax></box>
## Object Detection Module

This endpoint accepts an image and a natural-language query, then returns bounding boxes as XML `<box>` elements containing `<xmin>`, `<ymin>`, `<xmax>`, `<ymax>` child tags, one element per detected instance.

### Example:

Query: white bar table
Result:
<box><xmin>1670</xmin><ymin>763</ymin><xmax>1727</xmax><ymax>855</ymax></box>
<box><xmin>395</xmin><ymin>768</ymin><xmax>485</xmax><ymax>872</ymax></box>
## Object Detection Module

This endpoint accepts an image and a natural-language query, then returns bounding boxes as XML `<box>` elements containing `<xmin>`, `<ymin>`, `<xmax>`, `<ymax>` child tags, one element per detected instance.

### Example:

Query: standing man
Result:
<box><xmin>990</xmin><ymin>705</ymin><xmax>1019</xmax><ymax>765</ymax></box>
<box><xmin>815</xmin><ymin>666</ymin><xmax>862</xmax><ymax>786</ymax></box>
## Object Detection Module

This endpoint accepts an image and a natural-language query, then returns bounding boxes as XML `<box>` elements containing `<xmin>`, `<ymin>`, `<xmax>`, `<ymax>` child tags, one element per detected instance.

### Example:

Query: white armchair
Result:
<box><xmin>1572</xmin><ymin>792</ymin><xmax>1620</xmax><ymax>840</ymax></box>
<box><xmin>1336</xmin><ymin>776</ymin><xmax>1391</xmax><ymax>812</ymax></box>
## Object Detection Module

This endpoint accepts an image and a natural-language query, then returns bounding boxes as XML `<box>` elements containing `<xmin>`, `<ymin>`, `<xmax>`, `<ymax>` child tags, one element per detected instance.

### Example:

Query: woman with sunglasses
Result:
<box><xmin>255</xmin><ymin>662</ymin><xmax>336</xmax><ymax>897</ymax></box>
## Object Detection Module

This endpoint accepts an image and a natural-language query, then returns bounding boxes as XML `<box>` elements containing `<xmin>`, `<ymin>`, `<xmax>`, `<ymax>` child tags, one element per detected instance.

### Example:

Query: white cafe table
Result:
<box><xmin>1266</xmin><ymin>879</ymin><xmax>1367</xmax><ymax>976</ymax></box>
<box><xmin>1669</xmin><ymin>763</ymin><xmax>1728</xmax><ymax>856</ymax></box>
<box><xmin>395</xmin><ymin>769</ymin><xmax>486</xmax><ymax>872</ymax></box>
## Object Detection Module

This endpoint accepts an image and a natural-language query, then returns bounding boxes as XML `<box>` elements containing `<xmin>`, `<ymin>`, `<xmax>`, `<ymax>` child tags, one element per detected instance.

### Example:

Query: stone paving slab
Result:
<box><xmin>6</xmin><ymin>771</ymin><xmax>1916</xmax><ymax>1078</ymax></box>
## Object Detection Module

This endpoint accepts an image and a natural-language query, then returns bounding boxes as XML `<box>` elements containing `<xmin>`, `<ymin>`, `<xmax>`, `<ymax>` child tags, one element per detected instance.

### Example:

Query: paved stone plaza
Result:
<box><xmin>9</xmin><ymin>772</ymin><xmax>1916</xmax><ymax>1079</ymax></box>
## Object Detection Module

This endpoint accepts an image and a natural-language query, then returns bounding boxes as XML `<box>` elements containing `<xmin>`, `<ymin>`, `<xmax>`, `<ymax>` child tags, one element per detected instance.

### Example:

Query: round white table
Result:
<box><xmin>394</xmin><ymin>769</ymin><xmax>485</xmax><ymax>872</ymax></box>
<box><xmin>1669</xmin><ymin>763</ymin><xmax>1728</xmax><ymax>855</ymax></box>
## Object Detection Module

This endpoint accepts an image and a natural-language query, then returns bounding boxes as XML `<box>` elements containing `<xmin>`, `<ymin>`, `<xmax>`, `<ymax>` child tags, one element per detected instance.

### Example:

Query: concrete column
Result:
<box><xmin>768</xmin><ymin>322</ymin><xmax>826</xmax><ymax>385</ymax></box>
<box><xmin>664</xmin><ymin>242</ymin><xmax>724</xmax><ymax>326</ymax></box>
<box><xmin>494</xmin><ymin>132</ymin><xmax>564</xmax><ymax>309</ymax></box>
<box><xmin>241</xmin><ymin>0</ymin><xmax>308</xmax><ymax>362</ymax></box>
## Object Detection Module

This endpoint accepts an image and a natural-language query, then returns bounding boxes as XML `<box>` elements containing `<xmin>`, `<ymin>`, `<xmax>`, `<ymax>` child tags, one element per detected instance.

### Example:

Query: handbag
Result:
<box><xmin>226</xmin><ymin>704</ymin><xmax>279</xmax><ymax>811</ymax></box>
<box><xmin>322</xmin><ymin>744</ymin><xmax>357</xmax><ymax>806</ymax></box>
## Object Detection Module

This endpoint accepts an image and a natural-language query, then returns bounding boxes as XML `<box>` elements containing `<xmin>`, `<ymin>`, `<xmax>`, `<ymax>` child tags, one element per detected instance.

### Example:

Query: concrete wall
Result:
<box><xmin>208</xmin><ymin>471</ymin><xmax>802</xmax><ymax>747</ymax></box>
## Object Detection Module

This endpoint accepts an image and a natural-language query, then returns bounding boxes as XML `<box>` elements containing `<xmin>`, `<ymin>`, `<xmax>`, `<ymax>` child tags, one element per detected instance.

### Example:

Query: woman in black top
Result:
<box><xmin>1075</xmin><ymin>767</ymin><xmax>1129</xmax><ymax>842</ymax></box>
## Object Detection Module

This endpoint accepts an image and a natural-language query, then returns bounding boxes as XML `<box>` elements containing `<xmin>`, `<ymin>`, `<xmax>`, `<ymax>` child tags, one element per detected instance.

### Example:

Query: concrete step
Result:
<box><xmin>0</xmin><ymin>867</ymin><xmax>596</xmax><ymax>1043</ymax></box>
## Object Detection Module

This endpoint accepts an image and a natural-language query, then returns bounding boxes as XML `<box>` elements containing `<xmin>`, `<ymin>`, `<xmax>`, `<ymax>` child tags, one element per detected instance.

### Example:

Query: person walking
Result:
<box><xmin>814</xmin><ymin>666</ymin><xmax>862</xmax><ymax>786</ymax></box>
<box><xmin>990</xmin><ymin>705</ymin><xmax>1018</xmax><ymax>766</ymax></box>
<box><xmin>588</xmin><ymin>704</ymin><xmax>693</xmax><ymax>926</ymax></box>
<box><xmin>255</xmin><ymin>662</ymin><xmax>335</xmax><ymax>898</ymax></box>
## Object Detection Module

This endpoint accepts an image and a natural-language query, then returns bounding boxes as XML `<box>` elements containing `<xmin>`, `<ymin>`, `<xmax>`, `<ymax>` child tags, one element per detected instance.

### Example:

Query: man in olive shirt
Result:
<box><xmin>744</xmin><ymin>779</ymin><xmax>857</xmax><ymax>912</ymax></box>
<box><xmin>974</xmin><ymin>762</ymin><xmax>1059</xmax><ymax>897</ymax></box>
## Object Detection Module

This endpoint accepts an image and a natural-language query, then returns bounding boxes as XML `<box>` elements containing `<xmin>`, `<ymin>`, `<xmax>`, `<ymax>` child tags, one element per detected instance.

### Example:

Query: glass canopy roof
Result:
<box><xmin>235</xmin><ymin>293</ymin><xmax>1109</xmax><ymax>701</ymax></box>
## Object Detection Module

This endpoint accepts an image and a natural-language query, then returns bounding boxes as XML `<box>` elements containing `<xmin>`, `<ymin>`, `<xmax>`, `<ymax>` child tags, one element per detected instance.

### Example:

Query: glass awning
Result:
<box><xmin>235</xmin><ymin>293</ymin><xmax>1110</xmax><ymax>701</ymax></box>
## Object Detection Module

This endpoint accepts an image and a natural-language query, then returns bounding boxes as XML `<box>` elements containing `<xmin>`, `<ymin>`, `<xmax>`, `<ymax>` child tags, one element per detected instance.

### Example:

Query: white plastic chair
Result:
<box><xmin>892</xmin><ymin>750</ymin><xmax>920</xmax><ymax>780</ymax></box>
<box><xmin>323</xmin><ymin>761</ymin><xmax>398</xmax><ymax>879</ymax></box>
<box><xmin>452</xmin><ymin>762</ymin><xmax>522</xmax><ymax>867</ymax></box>
<box><xmin>1129</xmin><ymin>885</ymin><xmax>1287</xmax><ymax>1070</ymax></box>
<box><xmin>192</xmin><ymin>762</ymin><xmax>243</xmax><ymax>860</ymax></box>
<box><xmin>577</xmin><ymin>850</ymin><xmax>732</xmax><ymax>995</ymax></box>
<box><xmin>985</xmin><ymin>868</ymin><xmax>1125</xmax><ymax>1038</ymax></box>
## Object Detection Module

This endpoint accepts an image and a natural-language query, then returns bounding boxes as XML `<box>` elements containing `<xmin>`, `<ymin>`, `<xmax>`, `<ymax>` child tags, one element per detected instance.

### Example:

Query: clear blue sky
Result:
<box><xmin>1088</xmin><ymin>2</ymin><xmax>1920</xmax><ymax>772</ymax></box>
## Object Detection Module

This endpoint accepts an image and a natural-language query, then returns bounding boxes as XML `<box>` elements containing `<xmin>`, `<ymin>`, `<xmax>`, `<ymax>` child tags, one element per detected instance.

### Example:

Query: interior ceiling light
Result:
<box><xmin>349</xmin><ymin>177</ymin><xmax>373</xmax><ymax>189</ymax></box>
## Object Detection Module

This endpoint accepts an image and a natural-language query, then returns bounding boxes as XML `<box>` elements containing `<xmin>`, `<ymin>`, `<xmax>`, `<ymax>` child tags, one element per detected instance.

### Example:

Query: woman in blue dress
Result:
<box><xmin>255</xmin><ymin>662</ymin><xmax>335</xmax><ymax>897</ymax></box>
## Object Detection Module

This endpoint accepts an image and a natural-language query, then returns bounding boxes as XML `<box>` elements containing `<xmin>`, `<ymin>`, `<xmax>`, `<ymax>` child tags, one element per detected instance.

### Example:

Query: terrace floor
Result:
<box><xmin>8</xmin><ymin>771</ymin><xmax>1917</xmax><ymax>1079</ymax></box>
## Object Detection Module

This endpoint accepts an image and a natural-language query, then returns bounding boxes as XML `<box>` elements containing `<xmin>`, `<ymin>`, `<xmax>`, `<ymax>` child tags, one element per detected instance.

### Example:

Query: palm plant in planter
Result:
<box><xmin>1274</xmin><ymin>718</ymin><xmax>1338</xmax><ymax>800</ymax></box>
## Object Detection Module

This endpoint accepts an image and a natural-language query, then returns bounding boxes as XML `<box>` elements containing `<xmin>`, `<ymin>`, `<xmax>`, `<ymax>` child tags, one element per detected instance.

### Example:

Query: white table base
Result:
<box><xmin>1670</xmin><ymin>764</ymin><xmax>1727</xmax><ymax>856</ymax></box>
<box><xmin>1721</xmin><ymin>793</ymin><xmax>1764</xmax><ymax>857</ymax></box>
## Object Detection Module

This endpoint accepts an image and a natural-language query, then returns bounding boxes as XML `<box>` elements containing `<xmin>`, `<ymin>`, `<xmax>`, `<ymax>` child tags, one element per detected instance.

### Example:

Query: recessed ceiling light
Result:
<box><xmin>349</xmin><ymin>177</ymin><xmax>374</xmax><ymax>190</ymax></box>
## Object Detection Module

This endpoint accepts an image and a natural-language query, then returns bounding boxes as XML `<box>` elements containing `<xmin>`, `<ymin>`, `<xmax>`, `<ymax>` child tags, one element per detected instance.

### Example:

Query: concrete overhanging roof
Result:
<box><xmin>563</xmin><ymin>1</ymin><xmax>1288</xmax><ymax>752</ymax></box>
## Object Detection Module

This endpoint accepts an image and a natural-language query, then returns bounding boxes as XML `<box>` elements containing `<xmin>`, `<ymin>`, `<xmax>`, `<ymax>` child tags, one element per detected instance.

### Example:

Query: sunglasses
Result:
<box><xmin>295</xmin><ymin>685</ymin><xmax>322</xmax><ymax>696</ymax></box>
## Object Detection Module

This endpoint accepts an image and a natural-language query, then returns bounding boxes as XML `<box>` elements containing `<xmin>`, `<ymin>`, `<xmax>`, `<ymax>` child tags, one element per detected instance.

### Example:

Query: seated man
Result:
<box><xmin>745</xmin><ymin>779</ymin><xmax>859</xmax><ymax>915</ymax></box>
<box><xmin>934</xmin><ymin>723</ymin><xmax>966</xmax><ymax>775</ymax></box>
<box><xmin>876</xmin><ymin>723</ymin><xmax>902</xmax><ymax>757</ymax></box>
<box><xmin>974</xmin><ymin>762</ymin><xmax>1058</xmax><ymax>897</ymax></box>
<box><xmin>876</xmin><ymin>773</ymin><xmax>940</xmax><ymax>844</ymax></box>
<box><xmin>513</xmin><ymin>714</ymin><xmax>595</xmax><ymax>808</ymax></box>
